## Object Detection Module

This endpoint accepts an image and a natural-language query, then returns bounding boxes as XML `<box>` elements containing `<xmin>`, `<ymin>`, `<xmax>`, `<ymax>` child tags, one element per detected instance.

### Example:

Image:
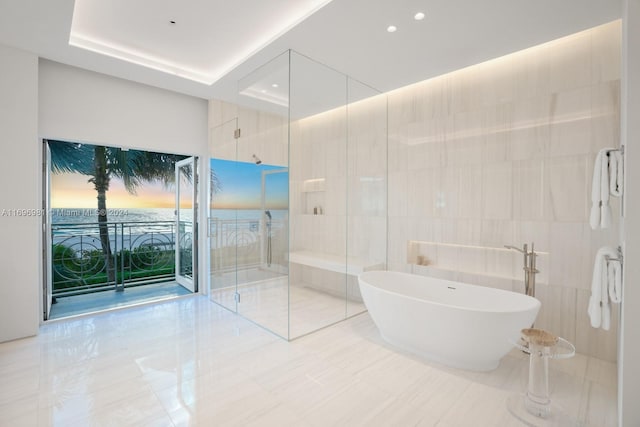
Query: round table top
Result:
<box><xmin>521</xmin><ymin>328</ymin><xmax>559</xmax><ymax>347</ymax></box>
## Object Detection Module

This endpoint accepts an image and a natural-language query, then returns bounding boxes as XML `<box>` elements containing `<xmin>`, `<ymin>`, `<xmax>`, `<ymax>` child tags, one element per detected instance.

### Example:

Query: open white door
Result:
<box><xmin>175</xmin><ymin>157</ymin><xmax>197</xmax><ymax>292</ymax></box>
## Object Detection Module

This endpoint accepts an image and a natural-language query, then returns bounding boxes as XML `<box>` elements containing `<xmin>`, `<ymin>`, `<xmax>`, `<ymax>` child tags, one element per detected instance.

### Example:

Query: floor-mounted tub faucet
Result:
<box><xmin>505</xmin><ymin>243</ymin><xmax>539</xmax><ymax>297</ymax></box>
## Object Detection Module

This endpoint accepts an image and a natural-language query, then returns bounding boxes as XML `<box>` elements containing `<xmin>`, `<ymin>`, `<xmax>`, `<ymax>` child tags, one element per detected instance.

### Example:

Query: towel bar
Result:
<box><xmin>604</xmin><ymin>245</ymin><xmax>624</xmax><ymax>265</ymax></box>
<box><xmin>608</xmin><ymin>146</ymin><xmax>625</xmax><ymax>154</ymax></box>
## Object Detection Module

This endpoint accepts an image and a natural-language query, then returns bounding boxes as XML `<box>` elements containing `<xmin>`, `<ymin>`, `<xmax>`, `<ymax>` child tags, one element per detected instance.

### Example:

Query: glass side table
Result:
<box><xmin>507</xmin><ymin>328</ymin><xmax>579</xmax><ymax>426</ymax></box>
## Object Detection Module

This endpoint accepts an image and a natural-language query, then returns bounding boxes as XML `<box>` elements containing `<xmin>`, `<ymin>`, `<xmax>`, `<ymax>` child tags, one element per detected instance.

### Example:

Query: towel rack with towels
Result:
<box><xmin>589</xmin><ymin>245</ymin><xmax>624</xmax><ymax>330</ymax></box>
<box><xmin>608</xmin><ymin>145</ymin><xmax>625</xmax><ymax>154</ymax></box>
<box><xmin>604</xmin><ymin>245</ymin><xmax>624</xmax><ymax>265</ymax></box>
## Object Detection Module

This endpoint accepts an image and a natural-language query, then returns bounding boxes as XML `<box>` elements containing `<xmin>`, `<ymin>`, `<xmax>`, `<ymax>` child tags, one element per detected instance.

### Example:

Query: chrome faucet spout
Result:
<box><xmin>504</xmin><ymin>244</ymin><xmax>526</xmax><ymax>254</ymax></box>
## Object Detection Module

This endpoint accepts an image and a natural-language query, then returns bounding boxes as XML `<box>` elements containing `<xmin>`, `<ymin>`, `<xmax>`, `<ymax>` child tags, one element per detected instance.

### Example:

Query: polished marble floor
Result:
<box><xmin>0</xmin><ymin>296</ymin><xmax>616</xmax><ymax>426</ymax></box>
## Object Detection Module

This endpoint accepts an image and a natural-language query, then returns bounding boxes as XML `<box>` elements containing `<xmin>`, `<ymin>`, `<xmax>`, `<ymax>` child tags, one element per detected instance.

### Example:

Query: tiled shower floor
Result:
<box><xmin>210</xmin><ymin>277</ymin><xmax>366</xmax><ymax>338</ymax></box>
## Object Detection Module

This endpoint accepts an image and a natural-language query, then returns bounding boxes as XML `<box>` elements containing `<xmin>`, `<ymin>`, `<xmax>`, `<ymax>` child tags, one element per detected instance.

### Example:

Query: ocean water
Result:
<box><xmin>52</xmin><ymin>208</ymin><xmax>287</xmax><ymax>224</ymax></box>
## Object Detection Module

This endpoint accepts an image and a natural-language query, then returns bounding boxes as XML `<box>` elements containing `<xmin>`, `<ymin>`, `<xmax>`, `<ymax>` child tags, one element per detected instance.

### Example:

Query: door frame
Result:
<box><xmin>175</xmin><ymin>156</ymin><xmax>198</xmax><ymax>292</ymax></box>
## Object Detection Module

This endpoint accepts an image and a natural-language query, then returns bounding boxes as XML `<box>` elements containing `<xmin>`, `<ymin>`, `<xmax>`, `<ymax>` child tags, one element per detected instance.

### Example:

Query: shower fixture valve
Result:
<box><xmin>505</xmin><ymin>242</ymin><xmax>539</xmax><ymax>297</ymax></box>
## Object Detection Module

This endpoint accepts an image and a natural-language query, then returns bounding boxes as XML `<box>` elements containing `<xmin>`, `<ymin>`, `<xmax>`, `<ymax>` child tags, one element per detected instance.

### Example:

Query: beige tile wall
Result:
<box><xmin>290</xmin><ymin>95</ymin><xmax>388</xmax><ymax>265</ymax></box>
<box><xmin>387</xmin><ymin>20</ymin><xmax>622</xmax><ymax>361</ymax></box>
<box><xmin>288</xmin><ymin>92</ymin><xmax>388</xmax><ymax>316</ymax></box>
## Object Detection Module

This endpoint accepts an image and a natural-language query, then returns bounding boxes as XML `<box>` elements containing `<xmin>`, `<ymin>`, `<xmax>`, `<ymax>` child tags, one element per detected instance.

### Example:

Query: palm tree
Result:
<box><xmin>47</xmin><ymin>140</ymin><xmax>192</xmax><ymax>284</ymax></box>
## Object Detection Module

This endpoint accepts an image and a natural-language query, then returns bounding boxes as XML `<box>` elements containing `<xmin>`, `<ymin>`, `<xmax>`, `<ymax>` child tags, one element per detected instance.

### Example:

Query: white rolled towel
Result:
<box><xmin>588</xmin><ymin>246</ymin><xmax>618</xmax><ymax>330</ymax></box>
<box><xmin>589</xmin><ymin>150</ymin><xmax>602</xmax><ymax>229</ymax></box>
<box><xmin>607</xmin><ymin>258</ymin><xmax>623</xmax><ymax>303</ymax></box>
<box><xmin>590</xmin><ymin>149</ymin><xmax>613</xmax><ymax>230</ymax></box>
<box><xmin>609</xmin><ymin>150</ymin><xmax>624</xmax><ymax>197</ymax></box>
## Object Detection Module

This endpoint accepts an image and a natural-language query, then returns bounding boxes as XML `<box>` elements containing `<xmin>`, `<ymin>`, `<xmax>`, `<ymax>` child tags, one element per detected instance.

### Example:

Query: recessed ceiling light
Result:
<box><xmin>414</xmin><ymin>12</ymin><xmax>425</xmax><ymax>20</ymax></box>
<box><xmin>272</xmin><ymin>83</ymin><xmax>279</xmax><ymax>88</ymax></box>
<box><xmin>387</xmin><ymin>25</ymin><xmax>397</xmax><ymax>33</ymax></box>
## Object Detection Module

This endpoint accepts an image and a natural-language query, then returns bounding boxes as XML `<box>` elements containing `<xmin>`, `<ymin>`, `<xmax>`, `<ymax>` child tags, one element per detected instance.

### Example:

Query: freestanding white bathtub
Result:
<box><xmin>358</xmin><ymin>271</ymin><xmax>541</xmax><ymax>371</ymax></box>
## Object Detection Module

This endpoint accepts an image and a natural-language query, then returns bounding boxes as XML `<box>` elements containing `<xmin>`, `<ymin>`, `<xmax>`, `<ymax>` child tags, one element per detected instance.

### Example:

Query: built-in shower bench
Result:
<box><xmin>288</xmin><ymin>250</ymin><xmax>384</xmax><ymax>276</ymax></box>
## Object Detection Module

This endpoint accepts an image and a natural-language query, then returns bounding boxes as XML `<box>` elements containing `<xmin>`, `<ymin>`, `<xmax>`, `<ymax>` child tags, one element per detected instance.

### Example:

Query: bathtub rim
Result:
<box><xmin>358</xmin><ymin>270</ymin><xmax>541</xmax><ymax>315</ymax></box>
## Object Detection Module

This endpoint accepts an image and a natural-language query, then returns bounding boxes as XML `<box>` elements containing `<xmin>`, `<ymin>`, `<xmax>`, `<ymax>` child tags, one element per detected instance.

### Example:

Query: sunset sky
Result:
<box><xmin>51</xmin><ymin>159</ymin><xmax>289</xmax><ymax>210</ymax></box>
<box><xmin>210</xmin><ymin>158</ymin><xmax>288</xmax><ymax>210</ymax></box>
<box><xmin>51</xmin><ymin>173</ymin><xmax>178</xmax><ymax>208</ymax></box>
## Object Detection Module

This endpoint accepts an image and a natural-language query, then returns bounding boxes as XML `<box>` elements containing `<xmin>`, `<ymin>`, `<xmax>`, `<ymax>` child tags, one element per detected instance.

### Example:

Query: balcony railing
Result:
<box><xmin>52</xmin><ymin>221</ymin><xmax>177</xmax><ymax>297</ymax></box>
<box><xmin>209</xmin><ymin>217</ymin><xmax>287</xmax><ymax>273</ymax></box>
<box><xmin>52</xmin><ymin>216</ymin><xmax>288</xmax><ymax>297</ymax></box>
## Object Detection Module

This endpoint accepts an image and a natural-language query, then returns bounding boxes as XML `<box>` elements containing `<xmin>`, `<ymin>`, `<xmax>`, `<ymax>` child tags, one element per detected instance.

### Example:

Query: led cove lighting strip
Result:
<box><xmin>69</xmin><ymin>0</ymin><xmax>335</xmax><ymax>86</ymax></box>
<box><xmin>69</xmin><ymin>34</ymin><xmax>215</xmax><ymax>85</ymax></box>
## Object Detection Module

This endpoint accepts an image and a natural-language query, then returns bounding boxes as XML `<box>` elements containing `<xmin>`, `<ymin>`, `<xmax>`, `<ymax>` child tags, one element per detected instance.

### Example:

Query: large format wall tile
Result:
<box><xmin>482</xmin><ymin>162</ymin><xmax>513</xmax><ymax>220</ymax></box>
<box><xmin>548</xmin><ymin>87</ymin><xmax>593</xmax><ymax>158</ymax></box>
<box><xmin>388</xmin><ymin>21</ymin><xmax>621</xmax><ymax>361</ymax></box>
<box><xmin>591</xmin><ymin>20</ymin><xmax>622</xmax><ymax>84</ymax></box>
<box><xmin>548</xmin><ymin>30</ymin><xmax>592</xmax><ymax>93</ymax></box>
<box><xmin>535</xmin><ymin>284</ymin><xmax>578</xmax><ymax>344</ymax></box>
<box><xmin>591</xmin><ymin>81</ymin><xmax>621</xmax><ymax>152</ymax></box>
<box><xmin>549</xmin><ymin>222</ymin><xmax>591</xmax><ymax>290</ymax></box>
<box><xmin>457</xmin><ymin>166</ymin><xmax>483</xmax><ymax>219</ymax></box>
<box><xmin>547</xmin><ymin>156</ymin><xmax>590</xmax><ymax>221</ymax></box>
<box><xmin>511</xmin><ymin>95</ymin><xmax>551</xmax><ymax>160</ymax></box>
<box><xmin>512</xmin><ymin>159</ymin><xmax>546</xmax><ymax>221</ymax></box>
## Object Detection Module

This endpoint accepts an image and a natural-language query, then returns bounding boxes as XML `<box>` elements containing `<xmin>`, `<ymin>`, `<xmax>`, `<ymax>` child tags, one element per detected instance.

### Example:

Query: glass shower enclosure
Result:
<box><xmin>209</xmin><ymin>50</ymin><xmax>388</xmax><ymax>339</ymax></box>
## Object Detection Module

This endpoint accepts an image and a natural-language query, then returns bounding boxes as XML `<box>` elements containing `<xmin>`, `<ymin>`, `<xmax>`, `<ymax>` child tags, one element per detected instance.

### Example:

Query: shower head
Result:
<box><xmin>252</xmin><ymin>154</ymin><xmax>262</xmax><ymax>165</ymax></box>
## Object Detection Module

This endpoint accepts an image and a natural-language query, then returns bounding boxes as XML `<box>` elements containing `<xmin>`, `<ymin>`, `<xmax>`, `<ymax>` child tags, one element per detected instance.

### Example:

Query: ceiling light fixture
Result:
<box><xmin>387</xmin><ymin>25</ymin><xmax>397</xmax><ymax>33</ymax></box>
<box><xmin>272</xmin><ymin>83</ymin><xmax>279</xmax><ymax>88</ymax></box>
<box><xmin>414</xmin><ymin>12</ymin><xmax>425</xmax><ymax>20</ymax></box>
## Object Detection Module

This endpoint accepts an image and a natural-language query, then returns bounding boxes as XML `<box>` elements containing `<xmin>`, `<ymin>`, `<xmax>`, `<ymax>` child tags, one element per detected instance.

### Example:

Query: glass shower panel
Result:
<box><xmin>236</xmin><ymin>51</ymin><xmax>290</xmax><ymax>338</ymax></box>
<box><xmin>208</xmin><ymin>49</ymin><xmax>388</xmax><ymax>340</ymax></box>
<box><xmin>346</xmin><ymin>78</ymin><xmax>388</xmax><ymax>317</ymax></box>
<box><xmin>209</xmin><ymin>118</ymin><xmax>240</xmax><ymax>312</ymax></box>
<box><xmin>289</xmin><ymin>51</ymin><xmax>348</xmax><ymax>338</ymax></box>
